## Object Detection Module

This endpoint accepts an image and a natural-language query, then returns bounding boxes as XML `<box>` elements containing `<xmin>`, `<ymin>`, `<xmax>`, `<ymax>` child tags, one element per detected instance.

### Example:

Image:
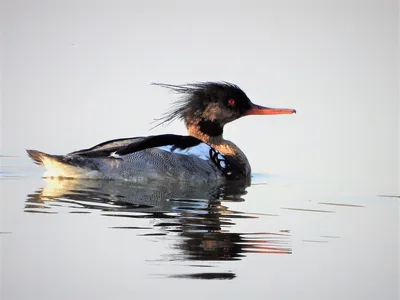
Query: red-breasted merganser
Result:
<box><xmin>27</xmin><ymin>82</ymin><xmax>296</xmax><ymax>183</ymax></box>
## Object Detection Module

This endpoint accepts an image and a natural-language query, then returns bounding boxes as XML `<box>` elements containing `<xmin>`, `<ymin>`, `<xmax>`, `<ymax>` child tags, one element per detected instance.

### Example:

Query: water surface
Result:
<box><xmin>1</xmin><ymin>157</ymin><xmax>398</xmax><ymax>300</ymax></box>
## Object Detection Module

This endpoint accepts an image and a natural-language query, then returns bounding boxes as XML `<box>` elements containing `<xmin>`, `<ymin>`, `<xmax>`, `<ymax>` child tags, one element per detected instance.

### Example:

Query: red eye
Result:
<box><xmin>228</xmin><ymin>99</ymin><xmax>235</xmax><ymax>106</ymax></box>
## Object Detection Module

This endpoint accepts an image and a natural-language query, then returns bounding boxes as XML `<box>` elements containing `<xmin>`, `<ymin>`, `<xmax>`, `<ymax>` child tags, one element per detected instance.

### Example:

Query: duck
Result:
<box><xmin>27</xmin><ymin>82</ymin><xmax>296</xmax><ymax>183</ymax></box>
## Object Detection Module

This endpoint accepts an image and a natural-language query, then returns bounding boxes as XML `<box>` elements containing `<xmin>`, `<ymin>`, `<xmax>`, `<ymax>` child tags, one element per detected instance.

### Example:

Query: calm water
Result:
<box><xmin>1</xmin><ymin>156</ymin><xmax>398</xmax><ymax>300</ymax></box>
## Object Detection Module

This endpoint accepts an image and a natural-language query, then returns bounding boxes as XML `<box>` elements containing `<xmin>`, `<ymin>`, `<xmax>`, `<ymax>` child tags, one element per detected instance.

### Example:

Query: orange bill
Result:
<box><xmin>245</xmin><ymin>103</ymin><xmax>296</xmax><ymax>116</ymax></box>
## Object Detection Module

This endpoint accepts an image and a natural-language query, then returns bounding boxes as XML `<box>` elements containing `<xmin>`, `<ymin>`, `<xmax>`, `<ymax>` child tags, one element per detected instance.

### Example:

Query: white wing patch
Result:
<box><xmin>157</xmin><ymin>143</ymin><xmax>212</xmax><ymax>160</ymax></box>
<box><xmin>110</xmin><ymin>151</ymin><xmax>122</xmax><ymax>158</ymax></box>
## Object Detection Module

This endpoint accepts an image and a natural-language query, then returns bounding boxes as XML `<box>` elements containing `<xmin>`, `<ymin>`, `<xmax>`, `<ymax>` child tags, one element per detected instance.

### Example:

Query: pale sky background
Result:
<box><xmin>1</xmin><ymin>0</ymin><xmax>399</xmax><ymax>194</ymax></box>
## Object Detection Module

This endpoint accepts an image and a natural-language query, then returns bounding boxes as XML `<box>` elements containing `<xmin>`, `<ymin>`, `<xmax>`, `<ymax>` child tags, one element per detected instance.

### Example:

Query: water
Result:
<box><xmin>1</xmin><ymin>157</ymin><xmax>398</xmax><ymax>300</ymax></box>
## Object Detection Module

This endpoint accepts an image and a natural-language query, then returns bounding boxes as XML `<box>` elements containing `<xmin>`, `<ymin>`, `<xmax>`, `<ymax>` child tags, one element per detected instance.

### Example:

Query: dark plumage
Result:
<box><xmin>151</xmin><ymin>82</ymin><xmax>253</xmax><ymax>129</ymax></box>
<box><xmin>69</xmin><ymin>134</ymin><xmax>202</xmax><ymax>158</ymax></box>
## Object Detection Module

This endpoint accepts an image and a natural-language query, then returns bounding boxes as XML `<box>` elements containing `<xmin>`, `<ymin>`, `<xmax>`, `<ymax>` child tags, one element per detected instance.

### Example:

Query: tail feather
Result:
<box><xmin>26</xmin><ymin>149</ymin><xmax>99</xmax><ymax>178</ymax></box>
<box><xmin>26</xmin><ymin>150</ymin><xmax>64</xmax><ymax>166</ymax></box>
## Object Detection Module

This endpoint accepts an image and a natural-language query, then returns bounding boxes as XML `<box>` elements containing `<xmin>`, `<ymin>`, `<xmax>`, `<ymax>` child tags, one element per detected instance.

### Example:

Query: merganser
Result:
<box><xmin>27</xmin><ymin>82</ymin><xmax>296</xmax><ymax>183</ymax></box>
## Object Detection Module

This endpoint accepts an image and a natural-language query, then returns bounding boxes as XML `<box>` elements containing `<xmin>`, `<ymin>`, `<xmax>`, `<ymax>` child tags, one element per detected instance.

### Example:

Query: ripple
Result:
<box><xmin>168</xmin><ymin>272</ymin><xmax>236</xmax><ymax>280</ymax></box>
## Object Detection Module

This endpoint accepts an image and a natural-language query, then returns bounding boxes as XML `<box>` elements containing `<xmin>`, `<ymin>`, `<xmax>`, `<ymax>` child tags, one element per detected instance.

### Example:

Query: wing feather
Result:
<box><xmin>68</xmin><ymin>135</ymin><xmax>202</xmax><ymax>158</ymax></box>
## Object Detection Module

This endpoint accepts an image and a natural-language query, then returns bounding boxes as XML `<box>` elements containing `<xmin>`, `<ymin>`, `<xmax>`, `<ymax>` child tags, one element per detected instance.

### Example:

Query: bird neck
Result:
<box><xmin>186</xmin><ymin>124</ymin><xmax>251</xmax><ymax>177</ymax></box>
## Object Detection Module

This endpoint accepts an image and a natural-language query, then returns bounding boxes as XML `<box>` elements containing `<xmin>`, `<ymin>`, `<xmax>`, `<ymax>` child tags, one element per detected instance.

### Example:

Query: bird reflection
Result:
<box><xmin>26</xmin><ymin>178</ymin><xmax>291</xmax><ymax>278</ymax></box>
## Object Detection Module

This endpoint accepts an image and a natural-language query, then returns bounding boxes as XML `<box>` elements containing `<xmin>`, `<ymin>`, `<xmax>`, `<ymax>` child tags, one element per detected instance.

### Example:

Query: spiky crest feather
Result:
<box><xmin>150</xmin><ymin>81</ymin><xmax>245</xmax><ymax>129</ymax></box>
